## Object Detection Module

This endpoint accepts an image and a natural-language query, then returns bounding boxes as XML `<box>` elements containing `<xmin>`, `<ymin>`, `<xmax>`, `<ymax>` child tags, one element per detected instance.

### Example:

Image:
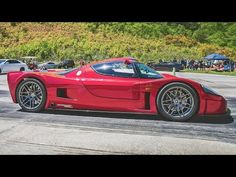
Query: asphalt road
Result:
<box><xmin>0</xmin><ymin>72</ymin><xmax>236</xmax><ymax>154</ymax></box>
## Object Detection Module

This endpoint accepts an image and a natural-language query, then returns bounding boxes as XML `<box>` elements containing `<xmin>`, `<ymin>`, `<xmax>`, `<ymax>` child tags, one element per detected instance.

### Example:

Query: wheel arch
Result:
<box><xmin>15</xmin><ymin>77</ymin><xmax>47</xmax><ymax>103</ymax></box>
<box><xmin>155</xmin><ymin>81</ymin><xmax>201</xmax><ymax>114</ymax></box>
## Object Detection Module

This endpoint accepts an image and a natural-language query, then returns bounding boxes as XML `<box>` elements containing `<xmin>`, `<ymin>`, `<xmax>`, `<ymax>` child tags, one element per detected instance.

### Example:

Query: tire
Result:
<box><xmin>0</xmin><ymin>68</ymin><xmax>2</xmax><ymax>73</ymax></box>
<box><xmin>16</xmin><ymin>78</ymin><xmax>46</xmax><ymax>112</ymax></box>
<box><xmin>157</xmin><ymin>82</ymin><xmax>199</xmax><ymax>122</ymax></box>
<box><xmin>20</xmin><ymin>67</ymin><xmax>25</xmax><ymax>71</ymax></box>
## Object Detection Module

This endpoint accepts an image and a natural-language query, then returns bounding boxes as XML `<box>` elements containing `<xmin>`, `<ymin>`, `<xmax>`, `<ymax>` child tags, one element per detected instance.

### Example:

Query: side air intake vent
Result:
<box><xmin>144</xmin><ymin>92</ymin><xmax>150</xmax><ymax>109</ymax></box>
<box><xmin>57</xmin><ymin>88</ymin><xmax>68</xmax><ymax>98</ymax></box>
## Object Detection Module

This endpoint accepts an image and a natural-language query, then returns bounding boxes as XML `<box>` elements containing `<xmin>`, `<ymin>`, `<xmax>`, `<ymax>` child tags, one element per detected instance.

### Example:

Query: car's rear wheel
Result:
<box><xmin>157</xmin><ymin>82</ymin><xmax>199</xmax><ymax>122</ymax></box>
<box><xmin>16</xmin><ymin>78</ymin><xmax>46</xmax><ymax>112</ymax></box>
<box><xmin>0</xmin><ymin>68</ymin><xmax>2</xmax><ymax>73</ymax></box>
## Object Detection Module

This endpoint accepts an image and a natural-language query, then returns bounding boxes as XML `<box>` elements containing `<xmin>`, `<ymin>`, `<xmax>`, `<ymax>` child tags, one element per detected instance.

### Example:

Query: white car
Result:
<box><xmin>0</xmin><ymin>59</ymin><xmax>28</xmax><ymax>74</ymax></box>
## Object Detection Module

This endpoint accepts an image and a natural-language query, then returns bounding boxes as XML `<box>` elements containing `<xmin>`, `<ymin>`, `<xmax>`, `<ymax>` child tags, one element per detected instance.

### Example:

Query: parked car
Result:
<box><xmin>58</xmin><ymin>59</ymin><xmax>75</xmax><ymax>69</ymax></box>
<box><xmin>149</xmin><ymin>62</ymin><xmax>184</xmax><ymax>72</ymax></box>
<box><xmin>38</xmin><ymin>61</ymin><xmax>57</xmax><ymax>70</ymax></box>
<box><xmin>0</xmin><ymin>59</ymin><xmax>28</xmax><ymax>74</ymax></box>
<box><xmin>7</xmin><ymin>57</ymin><xmax>227</xmax><ymax>122</ymax></box>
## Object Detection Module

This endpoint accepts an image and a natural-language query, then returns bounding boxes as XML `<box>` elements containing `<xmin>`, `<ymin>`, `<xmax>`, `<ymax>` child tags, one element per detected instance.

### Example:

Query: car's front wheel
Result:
<box><xmin>16</xmin><ymin>78</ymin><xmax>46</xmax><ymax>112</ymax></box>
<box><xmin>157</xmin><ymin>82</ymin><xmax>199</xmax><ymax>122</ymax></box>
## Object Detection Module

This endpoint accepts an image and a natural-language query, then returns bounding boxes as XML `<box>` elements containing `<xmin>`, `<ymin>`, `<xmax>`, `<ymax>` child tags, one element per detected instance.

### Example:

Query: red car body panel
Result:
<box><xmin>7</xmin><ymin>57</ymin><xmax>227</xmax><ymax>116</ymax></box>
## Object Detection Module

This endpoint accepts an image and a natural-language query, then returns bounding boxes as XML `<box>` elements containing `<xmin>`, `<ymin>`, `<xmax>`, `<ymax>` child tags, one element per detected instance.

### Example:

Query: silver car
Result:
<box><xmin>0</xmin><ymin>59</ymin><xmax>28</xmax><ymax>74</ymax></box>
<box><xmin>38</xmin><ymin>61</ymin><xmax>57</xmax><ymax>70</ymax></box>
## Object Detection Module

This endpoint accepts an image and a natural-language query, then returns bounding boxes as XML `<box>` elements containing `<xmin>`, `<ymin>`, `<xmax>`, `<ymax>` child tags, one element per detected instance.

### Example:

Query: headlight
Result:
<box><xmin>201</xmin><ymin>84</ymin><xmax>220</xmax><ymax>96</ymax></box>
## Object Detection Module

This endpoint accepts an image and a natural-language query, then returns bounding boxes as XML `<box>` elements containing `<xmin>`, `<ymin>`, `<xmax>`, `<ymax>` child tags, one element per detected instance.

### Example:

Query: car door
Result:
<box><xmin>11</xmin><ymin>60</ymin><xmax>22</xmax><ymax>71</ymax></box>
<box><xmin>6</xmin><ymin>60</ymin><xmax>20</xmax><ymax>71</ymax></box>
<box><xmin>82</xmin><ymin>60</ymin><xmax>140</xmax><ymax>100</ymax></box>
<box><xmin>2</xmin><ymin>60</ymin><xmax>12</xmax><ymax>72</ymax></box>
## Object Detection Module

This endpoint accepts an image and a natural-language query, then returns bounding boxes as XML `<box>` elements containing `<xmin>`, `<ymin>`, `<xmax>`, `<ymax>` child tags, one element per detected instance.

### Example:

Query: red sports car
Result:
<box><xmin>7</xmin><ymin>57</ymin><xmax>227</xmax><ymax>122</ymax></box>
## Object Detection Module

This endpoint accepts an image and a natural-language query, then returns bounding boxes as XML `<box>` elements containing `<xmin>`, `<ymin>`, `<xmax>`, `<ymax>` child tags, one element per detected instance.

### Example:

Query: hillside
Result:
<box><xmin>0</xmin><ymin>22</ymin><xmax>236</xmax><ymax>63</ymax></box>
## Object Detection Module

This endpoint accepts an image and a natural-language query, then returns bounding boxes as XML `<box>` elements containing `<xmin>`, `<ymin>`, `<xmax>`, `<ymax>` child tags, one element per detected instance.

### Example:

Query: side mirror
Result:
<box><xmin>124</xmin><ymin>59</ymin><xmax>131</xmax><ymax>65</ymax></box>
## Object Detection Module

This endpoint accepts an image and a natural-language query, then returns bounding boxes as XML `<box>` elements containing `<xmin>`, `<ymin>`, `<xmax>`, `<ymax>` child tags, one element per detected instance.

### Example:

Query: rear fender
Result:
<box><xmin>8</xmin><ymin>72</ymin><xmax>47</xmax><ymax>103</ymax></box>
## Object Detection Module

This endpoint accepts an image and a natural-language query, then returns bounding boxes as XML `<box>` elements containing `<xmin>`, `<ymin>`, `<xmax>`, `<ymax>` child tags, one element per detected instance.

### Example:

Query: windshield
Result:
<box><xmin>0</xmin><ymin>59</ymin><xmax>6</xmax><ymax>64</ymax></box>
<box><xmin>135</xmin><ymin>63</ymin><xmax>163</xmax><ymax>79</ymax></box>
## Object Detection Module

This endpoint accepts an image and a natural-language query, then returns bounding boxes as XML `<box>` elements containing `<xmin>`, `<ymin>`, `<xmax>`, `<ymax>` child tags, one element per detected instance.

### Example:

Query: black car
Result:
<box><xmin>58</xmin><ymin>59</ymin><xmax>75</xmax><ymax>69</ymax></box>
<box><xmin>149</xmin><ymin>62</ymin><xmax>184</xmax><ymax>72</ymax></box>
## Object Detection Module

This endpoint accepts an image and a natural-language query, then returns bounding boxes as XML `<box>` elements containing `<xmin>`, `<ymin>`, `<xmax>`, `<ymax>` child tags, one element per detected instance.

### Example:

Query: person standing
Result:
<box><xmin>80</xmin><ymin>59</ymin><xmax>86</xmax><ymax>66</ymax></box>
<box><xmin>199</xmin><ymin>60</ymin><xmax>203</xmax><ymax>71</ymax></box>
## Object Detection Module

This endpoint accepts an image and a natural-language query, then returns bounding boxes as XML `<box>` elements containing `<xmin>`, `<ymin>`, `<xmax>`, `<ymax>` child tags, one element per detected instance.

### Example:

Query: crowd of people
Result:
<box><xmin>180</xmin><ymin>59</ymin><xmax>206</xmax><ymax>70</ymax></box>
<box><xmin>175</xmin><ymin>59</ymin><xmax>235</xmax><ymax>72</ymax></box>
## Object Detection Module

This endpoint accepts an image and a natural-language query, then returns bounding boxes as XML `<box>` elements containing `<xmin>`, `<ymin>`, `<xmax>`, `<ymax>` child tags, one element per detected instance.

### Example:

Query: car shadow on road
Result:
<box><xmin>42</xmin><ymin>109</ymin><xmax>158</xmax><ymax>120</ymax></box>
<box><xmin>39</xmin><ymin>108</ymin><xmax>234</xmax><ymax>124</ymax></box>
<box><xmin>190</xmin><ymin>115</ymin><xmax>234</xmax><ymax>124</ymax></box>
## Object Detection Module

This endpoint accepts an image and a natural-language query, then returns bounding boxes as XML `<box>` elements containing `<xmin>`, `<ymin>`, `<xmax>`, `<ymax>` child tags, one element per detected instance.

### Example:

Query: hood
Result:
<box><xmin>161</xmin><ymin>73</ymin><xmax>177</xmax><ymax>78</ymax></box>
